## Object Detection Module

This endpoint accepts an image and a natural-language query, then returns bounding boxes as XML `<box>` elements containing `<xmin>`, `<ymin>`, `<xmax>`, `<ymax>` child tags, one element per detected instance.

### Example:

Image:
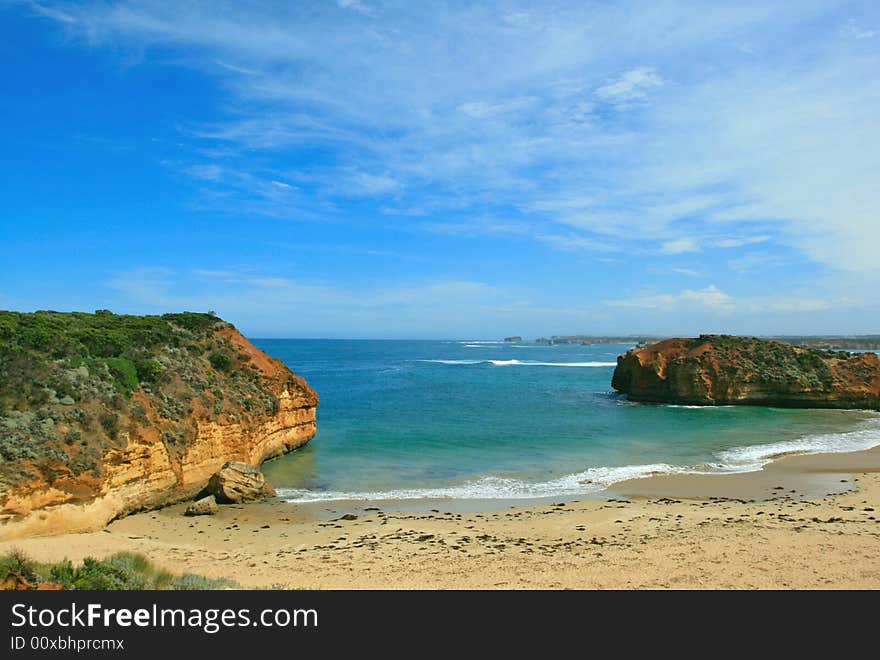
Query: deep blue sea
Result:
<box><xmin>254</xmin><ymin>339</ymin><xmax>880</xmax><ymax>503</ymax></box>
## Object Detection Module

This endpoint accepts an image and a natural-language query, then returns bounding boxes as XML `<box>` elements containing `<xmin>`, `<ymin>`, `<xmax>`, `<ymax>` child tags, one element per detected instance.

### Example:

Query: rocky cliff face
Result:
<box><xmin>612</xmin><ymin>335</ymin><xmax>880</xmax><ymax>409</ymax></box>
<box><xmin>0</xmin><ymin>311</ymin><xmax>317</xmax><ymax>539</ymax></box>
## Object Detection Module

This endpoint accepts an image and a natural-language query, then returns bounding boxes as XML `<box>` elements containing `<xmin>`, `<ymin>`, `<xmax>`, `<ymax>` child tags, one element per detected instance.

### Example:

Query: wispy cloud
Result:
<box><xmin>607</xmin><ymin>283</ymin><xmax>840</xmax><ymax>320</ymax></box>
<box><xmin>608</xmin><ymin>284</ymin><xmax>734</xmax><ymax>310</ymax></box>
<box><xmin>105</xmin><ymin>266</ymin><xmax>532</xmax><ymax>337</ymax></box>
<box><xmin>595</xmin><ymin>66</ymin><xmax>663</xmax><ymax>108</ymax></box>
<box><xmin>844</xmin><ymin>18</ymin><xmax>879</xmax><ymax>39</ymax></box>
<box><xmin>660</xmin><ymin>238</ymin><xmax>700</xmax><ymax>255</ymax></box>
<box><xmin>28</xmin><ymin>2</ymin><xmax>77</xmax><ymax>24</ymax></box>
<box><xmin>660</xmin><ymin>234</ymin><xmax>771</xmax><ymax>254</ymax></box>
<box><xmin>711</xmin><ymin>235</ymin><xmax>770</xmax><ymax>249</ymax></box>
<box><xmin>671</xmin><ymin>268</ymin><xmax>702</xmax><ymax>277</ymax></box>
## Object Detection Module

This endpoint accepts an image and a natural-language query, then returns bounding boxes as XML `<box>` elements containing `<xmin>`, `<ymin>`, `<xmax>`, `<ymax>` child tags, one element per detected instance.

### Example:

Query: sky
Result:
<box><xmin>1</xmin><ymin>1</ymin><xmax>878</xmax><ymax>339</ymax></box>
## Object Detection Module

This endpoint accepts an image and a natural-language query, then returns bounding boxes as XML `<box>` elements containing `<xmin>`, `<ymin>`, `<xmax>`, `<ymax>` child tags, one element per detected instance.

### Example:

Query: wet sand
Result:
<box><xmin>2</xmin><ymin>446</ymin><xmax>879</xmax><ymax>589</ymax></box>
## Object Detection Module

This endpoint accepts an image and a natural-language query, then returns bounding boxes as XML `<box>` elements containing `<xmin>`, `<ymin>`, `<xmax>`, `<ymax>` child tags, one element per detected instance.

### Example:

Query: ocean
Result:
<box><xmin>255</xmin><ymin>339</ymin><xmax>880</xmax><ymax>503</ymax></box>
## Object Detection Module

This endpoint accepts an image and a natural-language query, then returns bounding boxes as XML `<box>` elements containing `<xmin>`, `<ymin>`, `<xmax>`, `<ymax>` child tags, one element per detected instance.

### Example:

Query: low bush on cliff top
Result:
<box><xmin>0</xmin><ymin>550</ymin><xmax>238</xmax><ymax>590</ymax></box>
<box><xmin>0</xmin><ymin>310</ymin><xmax>219</xmax><ymax>362</ymax></box>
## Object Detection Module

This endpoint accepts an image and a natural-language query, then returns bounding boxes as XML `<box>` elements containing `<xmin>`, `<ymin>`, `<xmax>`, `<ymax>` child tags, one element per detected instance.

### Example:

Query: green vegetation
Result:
<box><xmin>0</xmin><ymin>311</ymin><xmax>216</xmax><ymax>385</ymax></box>
<box><xmin>0</xmin><ymin>549</ymin><xmax>237</xmax><ymax>590</ymax></box>
<box><xmin>688</xmin><ymin>334</ymin><xmax>843</xmax><ymax>389</ymax></box>
<box><xmin>209</xmin><ymin>352</ymin><xmax>233</xmax><ymax>372</ymax></box>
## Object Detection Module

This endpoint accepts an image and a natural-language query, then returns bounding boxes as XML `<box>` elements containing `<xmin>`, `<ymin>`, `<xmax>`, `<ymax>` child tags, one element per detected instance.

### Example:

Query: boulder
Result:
<box><xmin>184</xmin><ymin>494</ymin><xmax>218</xmax><ymax>516</ymax></box>
<box><xmin>207</xmin><ymin>461</ymin><xmax>275</xmax><ymax>503</ymax></box>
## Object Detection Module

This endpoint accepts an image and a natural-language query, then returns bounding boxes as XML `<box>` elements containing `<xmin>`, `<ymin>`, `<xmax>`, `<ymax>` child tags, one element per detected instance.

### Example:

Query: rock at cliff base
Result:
<box><xmin>184</xmin><ymin>495</ymin><xmax>219</xmax><ymax>516</ymax></box>
<box><xmin>207</xmin><ymin>461</ymin><xmax>273</xmax><ymax>503</ymax></box>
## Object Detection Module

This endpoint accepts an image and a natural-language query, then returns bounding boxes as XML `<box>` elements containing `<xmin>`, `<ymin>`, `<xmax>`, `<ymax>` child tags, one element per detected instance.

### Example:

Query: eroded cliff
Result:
<box><xmin>612</xmin><ymin>335</ymin><xmax>880</xmax><ymax>409</ymax></box>
<box><xmin>0</xmin><ymin>311</ymin><xmax>317</xmax><ymax>539</ymax></box>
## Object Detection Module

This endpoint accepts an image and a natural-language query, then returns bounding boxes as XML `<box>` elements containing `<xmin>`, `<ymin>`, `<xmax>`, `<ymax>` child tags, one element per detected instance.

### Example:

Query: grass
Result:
<box><xmin>0</xmin><ymin>549</ymin><xmax>239</xmax><ymax>590</ymax></box>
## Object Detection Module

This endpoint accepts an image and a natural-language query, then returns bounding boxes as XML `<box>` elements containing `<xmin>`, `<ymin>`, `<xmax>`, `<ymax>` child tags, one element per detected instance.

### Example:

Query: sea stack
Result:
<box><xmin>612</xmin><ymin>334</ymin><xmax>880</xmax><ymax>409</ymax></box>
<box><xmin>0</xmin><ymin>311</ymin><xmax>318</xmax><ymax>539</ymax></box>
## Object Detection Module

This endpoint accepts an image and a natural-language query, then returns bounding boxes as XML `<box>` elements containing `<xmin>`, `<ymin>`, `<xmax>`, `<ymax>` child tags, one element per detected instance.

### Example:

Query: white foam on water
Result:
<box><xmin>664</xmin><ymin>404</ymin><xmax>737</xmax><ymax>409</ymax></box>
<box><xmin>416</xmin><ymin>359</ymin><xmax>484</xmax><ymax>365</ymax></box>
<box><xmin>278</xmin><ymin>463</ymin><xmax>684</xmax><ymax>503</ymax></box>
<box><xmin>489</xmin><ymin>359</ymin><xmax>617</xmax><ymax>367</ymax></box>
<box><xmin>714</xmin><ymin>415</ymin><xmax>880</xmax><ymax>470</ymax></box>
<box><xmin>416</xmin><ymin>359</ymin><xmax>617</xmax><ymax>367</ymax></box>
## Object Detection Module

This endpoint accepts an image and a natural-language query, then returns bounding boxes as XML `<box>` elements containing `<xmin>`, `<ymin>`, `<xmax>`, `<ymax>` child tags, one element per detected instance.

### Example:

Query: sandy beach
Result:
<box><xmin>2</xmin><ymin>446</ymin><xmax>879</xmax><ymax>589</ymax></box>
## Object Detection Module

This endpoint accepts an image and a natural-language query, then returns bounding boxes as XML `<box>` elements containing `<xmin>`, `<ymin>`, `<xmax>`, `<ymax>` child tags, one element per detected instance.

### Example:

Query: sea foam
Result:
<box><xmin>278</xmin><ymin>463</ymin><xmax>682</xmax><ymax>503</ymax></box>
<box><xmin>417</xmin><ymin>359</ymin><xmax>617</xmax><ymax>367</ymax></box>
<box><xmin>714</xmin><ymin>415</ymin><xmax>880</xmax><ymax>470</ymax></box>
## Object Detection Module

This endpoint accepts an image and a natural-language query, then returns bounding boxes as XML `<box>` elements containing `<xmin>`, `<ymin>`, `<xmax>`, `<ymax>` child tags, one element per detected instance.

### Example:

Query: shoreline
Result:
<box><xmin>269</xmin><ymin>408</ymin><xmax>880</xmax><ymax>512</ymax></box>
<box><xmin>1</xmin><ymin>443</ymin><xmax>878</xmax><ymax>588</ymax></box>
<box><xmin>284</xmin><ymin>443</ymin><xmax>880</xmax><ymax>518</ymax></box>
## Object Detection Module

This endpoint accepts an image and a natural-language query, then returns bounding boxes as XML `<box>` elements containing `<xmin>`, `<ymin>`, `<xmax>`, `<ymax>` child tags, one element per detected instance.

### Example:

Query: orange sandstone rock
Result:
<box><xmin>612</xmin><ymin>335</ymin><xmax>880</xmax><ymax>409</ymax></box>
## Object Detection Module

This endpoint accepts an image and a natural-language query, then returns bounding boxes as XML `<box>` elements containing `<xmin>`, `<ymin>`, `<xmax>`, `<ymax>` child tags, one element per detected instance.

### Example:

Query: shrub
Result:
<box><xmin>48</xmin><ymin>560</ymin><xmax>76</xmax><ymax>588</ymax></box>
<box><xmin>209</xmin><ymin>352</ymin><xmax>232</xmax><ymax>372</ymax></box>
<box><xmin>0</xmin><ymin>548</ymin><xmax>39</xmax><ymax>584</ymax></box>
<box><xmin>134</xmin><ymin>358</ymin><xmax>163</xmax><ymax>383</ymax></box>
<box><xmin>99</xmin><ymin>412</ymin><xmax>119</xmax><ymax>439</ymax></box>
<box><xmin>1</xmin><ymin>551</ymin><xmax>238</xmax><ymax>590</ymax></box>
<box><xmin>103</xmin><ymin>358</ymin><xmax>139</xmax><ymax>394</ymax></box>
<box><xmin>172</xmin><ymin>573</ymin><xmax>237</xmax><ymax>590</ymax></box>
<box><xmin>70</xmin><ymin>557</ymin><xmax>133</xmax><ymax>590</ymax></box>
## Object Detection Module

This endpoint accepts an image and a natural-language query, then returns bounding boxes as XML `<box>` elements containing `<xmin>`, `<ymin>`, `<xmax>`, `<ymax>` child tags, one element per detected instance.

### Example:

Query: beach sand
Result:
<box><xmin>2</xmin><ymin>446</ymin><xmax>879</xmax><ymax>589</ymax></box>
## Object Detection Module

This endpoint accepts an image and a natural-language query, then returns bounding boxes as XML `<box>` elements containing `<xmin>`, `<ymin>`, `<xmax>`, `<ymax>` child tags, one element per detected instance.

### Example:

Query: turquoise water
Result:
<box><xmin>255</xmin><ymin>339</ymin><xmax>880</xmax><ymax>502</ymax></box>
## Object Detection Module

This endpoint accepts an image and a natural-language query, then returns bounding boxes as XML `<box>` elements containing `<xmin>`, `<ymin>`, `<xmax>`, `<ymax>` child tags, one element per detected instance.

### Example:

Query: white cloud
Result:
<box><xmin>348</xmin><ymin>171</ymin><xmax>401</xmax><ymax>196</ymax></box>
<box><xmin>607</xmin><ymin>285</ymin><xmax>834</xmax><ymax>320</ymax></box>
<box><xmin>655</xmin><ymin>234</ymin><xmax>770</xmax><ymax>256</ymax></box>
<box><xmin>744</xmin><ymin>297</ymin><xmax>830</xmax><ymax>313</ymax></box>
<box><xmin>457</xmin><ymin>96</ymin><xmax>539</xmax><ymax>119</ymax></box>
<box><xmin>727</xmin><ymin>252</ymin><xmax>781</xmax><ymax>273</ymax></box>
<box><xmin>185</xmin><ymin>164</ymin><xmax>224</xmax><ymax>181</ymax></box>
<box><xmin>29</xmin><ymin>2</ymin><xmax>77</xmax><ymax>24</ymax></box>
<box><xmin>337</xmin><ymin>0</ymin><xmax>370</xmax><ymax>15</ymax></box>
<box><xmin>711</xmin><ymin>235</ymin><xmax>770</xmax><ymax>248</ymax></box>
<box><xmin>595</xmin><ymin>66</ymin><xmax>663</xmax><ymax>107</ymax></box>
<box><xmin>844</xmin><ymin>19</ymin><xmax>879</xmax><ymax>39</ymax></box>
<box><xmin>660</xmin><ymin>238</ymin><xmax>700</xmax><ymax>254</ymax></box>
<box><xmin>608</xmin><ymin>284</ymin><xmax>733</xmax><ymax>310</ymax></box>
<box><xmin>534</xmin><ymin>233</ymin><xmax>615</xmax><ymax>252</ymax></box>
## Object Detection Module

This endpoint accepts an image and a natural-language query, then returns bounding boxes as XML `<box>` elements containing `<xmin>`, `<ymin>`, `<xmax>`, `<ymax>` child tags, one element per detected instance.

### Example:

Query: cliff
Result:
<box><xmin>612</xmin><ymin>335</ymin><xmax>880</xmax><ymax>409</ymax></box>
<box><xmin>0</xmin><ymin>311</ymin><xmax>317</xmax><ymax>539</ymax></box>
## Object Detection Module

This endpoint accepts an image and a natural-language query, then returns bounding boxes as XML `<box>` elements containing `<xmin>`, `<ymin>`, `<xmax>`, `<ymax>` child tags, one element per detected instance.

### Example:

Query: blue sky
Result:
<box><xmin>1</xmin><ymin>1</ymin><xmax>879</xmax><ymax>338</ymax></box>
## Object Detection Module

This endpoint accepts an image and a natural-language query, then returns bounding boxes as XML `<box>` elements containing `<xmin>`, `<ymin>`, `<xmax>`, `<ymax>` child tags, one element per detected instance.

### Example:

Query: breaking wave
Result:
<box><xmin>416</xmin><ymin>359</ymin><xmax>617</xmax><ymax>367</ymax></box>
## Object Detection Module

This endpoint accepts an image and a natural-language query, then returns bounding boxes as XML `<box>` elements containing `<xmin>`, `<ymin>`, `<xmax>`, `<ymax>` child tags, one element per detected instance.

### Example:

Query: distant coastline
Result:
<box><xmin>509</xmin><ymin>334</ymin><xmax>880</xmax><ymax>351</ymax></box>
